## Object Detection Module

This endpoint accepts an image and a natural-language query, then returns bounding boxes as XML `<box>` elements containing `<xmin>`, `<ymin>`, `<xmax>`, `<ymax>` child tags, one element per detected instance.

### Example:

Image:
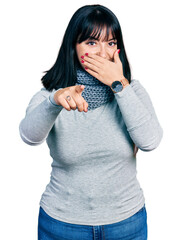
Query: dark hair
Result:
<box><xmin>41</xmin><ymin>4</ymin><xmax>132</xmax><ymax>91</ymax></box>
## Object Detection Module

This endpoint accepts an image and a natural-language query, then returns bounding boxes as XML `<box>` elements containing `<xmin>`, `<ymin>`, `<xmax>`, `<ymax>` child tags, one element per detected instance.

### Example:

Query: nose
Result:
<box><xmin>97</xmin><ymin>44</ymin><xmax>107</xmax><ymax>58</ymax></box>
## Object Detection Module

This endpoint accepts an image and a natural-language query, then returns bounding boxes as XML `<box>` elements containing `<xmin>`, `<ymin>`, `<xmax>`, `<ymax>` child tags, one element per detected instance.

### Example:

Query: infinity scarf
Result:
<box><xmin>76</xmin><ymin>68</ymin><xmax>114</xmax><ymax>110</ymax></box>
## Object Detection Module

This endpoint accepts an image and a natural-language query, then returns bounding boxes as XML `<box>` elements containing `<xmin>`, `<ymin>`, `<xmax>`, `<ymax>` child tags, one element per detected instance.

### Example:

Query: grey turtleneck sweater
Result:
<box><xmin>19</xmin><ymin>79</ymin><xmax>163</xmax><ymax>225</ymax></box>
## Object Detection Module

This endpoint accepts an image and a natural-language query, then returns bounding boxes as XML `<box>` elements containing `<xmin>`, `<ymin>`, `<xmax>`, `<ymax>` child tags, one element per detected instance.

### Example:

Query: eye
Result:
<box><xmin>108</xmin><ymin>41</ymin><xmax>117</xmax><ymax>47</ymax></box>
<box><xmin>86</xmin><ymin>41</ymin><xmax>96</xmax><ymax>46</ymax></box>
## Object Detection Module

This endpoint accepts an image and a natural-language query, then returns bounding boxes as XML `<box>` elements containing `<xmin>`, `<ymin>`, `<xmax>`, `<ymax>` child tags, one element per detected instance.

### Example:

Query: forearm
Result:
<box><xmin>114</xmin><ymin>80</ymin><xmax>163</xmax><ymax>151</ymax></box>
<box><xmin>19</xmin><ymin>91</ymin><xmax>63</xmax><ymax>145</ymax></box>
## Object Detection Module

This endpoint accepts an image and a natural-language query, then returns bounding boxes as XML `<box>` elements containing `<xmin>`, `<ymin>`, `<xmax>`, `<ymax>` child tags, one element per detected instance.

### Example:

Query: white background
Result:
<box><xmin>1</xmin><ymin>0</ymin><xmax>182</xmax><ymax>239</ymax></box>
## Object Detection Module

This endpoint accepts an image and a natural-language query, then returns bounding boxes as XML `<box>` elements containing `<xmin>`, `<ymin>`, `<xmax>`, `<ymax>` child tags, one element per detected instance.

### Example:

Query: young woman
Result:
<box><xmin>19</xmin><ymin>4</ymin><xmax>163</xmax><ymax>240</ymax></box>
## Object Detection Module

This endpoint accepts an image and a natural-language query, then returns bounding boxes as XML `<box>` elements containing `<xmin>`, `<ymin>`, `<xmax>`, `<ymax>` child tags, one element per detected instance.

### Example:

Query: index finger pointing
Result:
<box><xmin>75</xmin><ymin>85</ymin><xmax>85</xmax><ymax>94</ymax></box>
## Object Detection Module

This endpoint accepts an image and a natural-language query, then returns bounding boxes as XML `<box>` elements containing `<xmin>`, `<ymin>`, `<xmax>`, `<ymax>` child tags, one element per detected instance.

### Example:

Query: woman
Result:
<box><xmin>19</xmin><ymin>4</ymin><xmax>163</xmax><ymax>240</ymax></box>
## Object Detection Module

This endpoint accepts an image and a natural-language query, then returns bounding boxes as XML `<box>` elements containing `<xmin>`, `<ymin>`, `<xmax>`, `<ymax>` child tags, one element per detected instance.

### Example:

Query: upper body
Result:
<box><xmin>19</xmin><ymin>76</ymin><xmax>163</xmax><ymax>225</ymax></box>
<box><xmin>19</xmin><ymin>4</ymin><xmax>163</xmax><ymax>225</ymax></box>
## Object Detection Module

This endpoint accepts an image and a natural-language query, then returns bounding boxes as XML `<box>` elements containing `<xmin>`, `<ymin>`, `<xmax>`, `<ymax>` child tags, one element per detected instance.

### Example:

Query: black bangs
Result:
<box><xmin>77</xmin><ymin>14</ymin><xmax>118</xmax><ymax>43</ymax></box>
<box><xmin>77</xmin><ymin>24</ymin><xmax>116</xmax><ymax>43</ymax></box>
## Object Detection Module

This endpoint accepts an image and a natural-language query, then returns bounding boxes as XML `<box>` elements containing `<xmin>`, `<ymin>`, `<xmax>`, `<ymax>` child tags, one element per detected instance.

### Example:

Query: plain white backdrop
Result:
<box><xmin>1</xmin><ymin>0</ymin><xmax>182</xmax><ymax>239</ymax></box>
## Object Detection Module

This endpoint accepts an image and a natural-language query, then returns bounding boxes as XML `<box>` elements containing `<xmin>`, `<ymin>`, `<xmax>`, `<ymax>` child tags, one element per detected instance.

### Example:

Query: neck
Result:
<box><xmin>75</xmin><ymin>68</ymin><xmax>114</xmax><ymax>110</ymax></box>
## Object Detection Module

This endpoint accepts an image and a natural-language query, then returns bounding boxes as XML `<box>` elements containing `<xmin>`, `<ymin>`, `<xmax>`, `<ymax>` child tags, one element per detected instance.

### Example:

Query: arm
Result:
<box><xmin>19</xmin><ymin>89</ymin><xmax>63</xmax><ymax>146</ymax></box>
<box><xmin>19</xmin><ymin>84</ymin><xmax>88</xmax><ymax>146</ymax></box>
<box><xmin>114</xmin><ymin>80</ymin><xmax>163</xmax><ymax>151</ymax></box>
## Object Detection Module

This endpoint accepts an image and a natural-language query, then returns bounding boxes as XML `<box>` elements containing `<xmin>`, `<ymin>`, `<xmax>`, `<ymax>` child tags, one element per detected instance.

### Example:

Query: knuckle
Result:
<box><xmin>57</xmin><ymin>95</ymin><xmax>63</xmax><ymax>102</ymax></box>
<box><xmin>64</xmin><ymin>91</ymin><xmax>70</xmax><ymax>96</ymax></box>
<box><xmin>71</xmin><ymin>104</ymin><xmax>77</xmax><ymax>110</ymax></box>
<box><xmin>76</xmin><ymin>101</ymin><xmax>83</xmax><ymax>107</ymax></box>
<box><xmin>77</xmin><ymin>104</ymin><xmax>82</xmax><ymax>108</ymax></box>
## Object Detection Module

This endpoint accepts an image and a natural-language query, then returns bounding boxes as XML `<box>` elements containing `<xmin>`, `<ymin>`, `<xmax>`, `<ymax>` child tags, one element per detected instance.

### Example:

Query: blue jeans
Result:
<box><xmin>38</xmin><ymin>205</ymin><xmax>147</xmax><ymax>240</ymax></box>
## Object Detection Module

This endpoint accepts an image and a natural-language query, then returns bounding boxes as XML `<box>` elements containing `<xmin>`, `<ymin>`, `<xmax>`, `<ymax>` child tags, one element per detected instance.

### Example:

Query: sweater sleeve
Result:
<box><xmin>19</xmin><ymin>88</ymin><xmax>63</xmax><ymax>146</ymax></box>
<box><xmin>114</xmin><ymin>79</ymin><xmax>163</xmax><ymax>151</ymax></box>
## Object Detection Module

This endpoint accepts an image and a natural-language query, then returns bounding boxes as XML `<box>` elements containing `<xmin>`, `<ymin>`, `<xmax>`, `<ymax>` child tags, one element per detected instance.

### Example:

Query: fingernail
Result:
<box><xmin>85</xmin><ymin>53</ymin><xmax>88</xmax><ymax>56</ymax></box>
<box><xmin>81</xmin><ymin>56</ymin><xmax>84</xmax><ymax>59</ymax></box>
<box><xmin>118</xmin><ymin>49</ymin><xmax>120</xmax><ymax>54</ymax></box>
<box><xmin>85</xmin><ymin>67</ymin><xmax>88</xmax><ymax>70</ymax></box>
<box><xmin>81</xmin><ymin>60</ymin><xmax>84</xmax><ymax>63</ymax></box>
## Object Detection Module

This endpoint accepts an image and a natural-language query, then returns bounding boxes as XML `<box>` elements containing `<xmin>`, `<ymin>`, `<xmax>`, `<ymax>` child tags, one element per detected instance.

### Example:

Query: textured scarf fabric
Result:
<box><xmin>76</xmin><ymin>68</ymin><xmax>114</xmax><ymax>110</ymax></box>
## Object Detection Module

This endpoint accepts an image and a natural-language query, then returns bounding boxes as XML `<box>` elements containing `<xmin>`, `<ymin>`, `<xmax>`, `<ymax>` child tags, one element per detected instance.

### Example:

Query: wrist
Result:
<box><xmin>110</xmin><ymin>77</ymin><xmax>129</xmax><ymax>93</ymax></box>
<box><xmin>120</xmin><ymin>77</ymin><xmax>129</xmax><ymax>88</ymax></box>
<box><xmin>49</xmin><ymin>91</ymin><xmax>60</xmax><ymax>106</ymax></box>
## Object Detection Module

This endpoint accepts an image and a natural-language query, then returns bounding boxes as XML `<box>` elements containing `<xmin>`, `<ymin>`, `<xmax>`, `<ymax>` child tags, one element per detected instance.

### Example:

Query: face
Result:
<box><xmin>76</xmin><ymin>27</ymin><xmax>117</xmax><ymax>68</ymax></box>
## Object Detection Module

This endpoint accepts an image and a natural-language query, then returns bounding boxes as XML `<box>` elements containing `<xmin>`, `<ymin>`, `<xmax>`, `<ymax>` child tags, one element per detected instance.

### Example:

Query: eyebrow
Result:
<box><xmin>87</xmin><ymin>37</ymin><xmax>117</xmax><ymax>42</ymax></box>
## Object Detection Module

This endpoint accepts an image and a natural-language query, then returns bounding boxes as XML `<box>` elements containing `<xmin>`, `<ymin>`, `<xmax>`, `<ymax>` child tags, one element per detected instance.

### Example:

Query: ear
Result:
<box><xmin>114</xmin><ymin>49</ymin><xmax>120</xmax><ymax>63</ymax></box>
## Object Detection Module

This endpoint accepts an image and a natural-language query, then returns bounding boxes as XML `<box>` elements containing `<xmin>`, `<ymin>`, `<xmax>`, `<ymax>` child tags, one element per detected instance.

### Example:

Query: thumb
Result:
<box><xmin>114</xmin><ymin>49</ymin><xmax>120</xmax><ymax>63</ymax></box>
<box><xmin>75</xmin><ymin>84</ymin><xmax>85</xmax><ymax>94</ymax></box>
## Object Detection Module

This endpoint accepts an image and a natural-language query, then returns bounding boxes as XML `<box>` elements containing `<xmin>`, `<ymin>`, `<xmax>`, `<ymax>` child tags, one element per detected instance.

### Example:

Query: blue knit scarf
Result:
<box><xmin>76</xmin><ymin>68</ymin><xmax>114</xmax><ymax>110</ymax></box>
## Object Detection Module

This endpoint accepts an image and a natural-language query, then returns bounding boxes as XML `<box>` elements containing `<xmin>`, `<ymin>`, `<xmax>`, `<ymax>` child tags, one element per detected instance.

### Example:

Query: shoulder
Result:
<box><xmin>130</xmin><ymin>79</ymin><xmax>148</xmax><ymax>93</ymax></box>
<box><xmin>33</xmin><ymin>87</ymin><xmax>52</xmax><ymax>98</ymax></box>
<box><xmin>30</xmin><ymin>88</ymin><xmax>55</xmax><ymax>102</ymax></box>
